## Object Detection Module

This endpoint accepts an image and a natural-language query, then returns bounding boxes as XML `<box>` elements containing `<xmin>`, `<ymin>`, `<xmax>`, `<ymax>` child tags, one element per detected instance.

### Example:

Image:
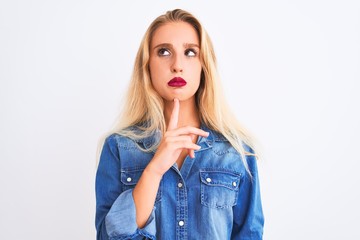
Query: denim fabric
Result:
<box><xmin>95</xmin><ymin>125</ymin><xmax>264</xmax><ymax>239</ymax></box>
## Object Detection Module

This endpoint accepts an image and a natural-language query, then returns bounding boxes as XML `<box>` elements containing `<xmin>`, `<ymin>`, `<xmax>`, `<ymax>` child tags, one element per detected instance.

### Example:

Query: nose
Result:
<box><xmin>171</xmin><ymin>54</ymin><xmax>183</xmax><ymax>73</ymax></box>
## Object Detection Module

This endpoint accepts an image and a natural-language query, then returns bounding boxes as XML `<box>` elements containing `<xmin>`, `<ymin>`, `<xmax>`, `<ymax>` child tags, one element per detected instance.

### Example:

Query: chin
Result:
<box><xmin>159</xmin><ymin>91</ymin><xmax>197</xmax><ymax>103</ymax></box>
<box><xmin>174</xmin><ymin>96</ymin><xmax>196</xmax><ymax>103</ymax></box>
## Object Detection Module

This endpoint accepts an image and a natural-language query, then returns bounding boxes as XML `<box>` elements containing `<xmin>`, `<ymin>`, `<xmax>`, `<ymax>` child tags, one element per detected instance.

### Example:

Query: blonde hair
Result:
<box><xmin>99</xmin><ymin>9</ymin><xmax>257</xmax><ymax>172</ymax></box>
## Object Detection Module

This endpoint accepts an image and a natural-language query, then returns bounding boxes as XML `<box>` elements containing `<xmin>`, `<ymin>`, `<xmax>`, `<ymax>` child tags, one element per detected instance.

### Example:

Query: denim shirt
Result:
<box><xmin>95</xmin><ymin>125</ymin><xmax>264</xmax><ymax>240</ymax></box>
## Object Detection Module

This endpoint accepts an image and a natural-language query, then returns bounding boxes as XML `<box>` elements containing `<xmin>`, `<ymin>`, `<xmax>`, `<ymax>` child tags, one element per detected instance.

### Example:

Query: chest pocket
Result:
<box><xmin>200</xmin><ymin>169</ymin><xmax>241</xmax><ymax>209</ymax></box>
<box><xmin>121</xmin><ymin>168</ymin><xmax>162</xmax><ymax>202</ymax></box>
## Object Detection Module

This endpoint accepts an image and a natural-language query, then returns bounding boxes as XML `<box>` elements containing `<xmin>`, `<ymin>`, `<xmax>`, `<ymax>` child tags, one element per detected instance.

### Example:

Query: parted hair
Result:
<box><xmin>101</xmin><ymin>9</ymin><xmax>257</xmax><ymax>172</ymax></box>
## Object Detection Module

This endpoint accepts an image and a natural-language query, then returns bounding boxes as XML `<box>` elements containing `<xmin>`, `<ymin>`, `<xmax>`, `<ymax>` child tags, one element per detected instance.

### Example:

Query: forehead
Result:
<box><xmin>151</xmin><ymin>21</ymin><xmax>199</xmax><ymax>47</ymax></box>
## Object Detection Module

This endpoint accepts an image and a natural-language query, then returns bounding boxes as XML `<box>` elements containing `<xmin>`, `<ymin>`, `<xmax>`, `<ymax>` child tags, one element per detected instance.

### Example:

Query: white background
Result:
<box><xmin>1</xmin><ymin>1</ymin><xmax>359</xmax><ymax>239</ymax></box>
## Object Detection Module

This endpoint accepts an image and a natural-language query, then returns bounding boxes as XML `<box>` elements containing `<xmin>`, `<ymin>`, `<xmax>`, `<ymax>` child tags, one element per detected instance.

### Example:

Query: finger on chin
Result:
<box><xmin>167</xmin><ymin>98</ymin><xmax>180</xmax><ymax>130</ymax></box>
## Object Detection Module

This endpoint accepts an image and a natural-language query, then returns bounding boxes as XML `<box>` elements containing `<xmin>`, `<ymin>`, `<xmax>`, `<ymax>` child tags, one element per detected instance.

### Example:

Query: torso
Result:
<box><xmin>103</xmin><ymin>128</ymin><xmax>261</xmax><ymax>239</ymax></box>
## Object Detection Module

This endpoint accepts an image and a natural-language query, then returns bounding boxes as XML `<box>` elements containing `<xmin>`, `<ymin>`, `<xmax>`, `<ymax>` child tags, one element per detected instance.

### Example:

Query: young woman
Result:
<box><xmin>95</xmin><ymin>9</ymin><xmax>264</xmax><ymax>240</ymax></box>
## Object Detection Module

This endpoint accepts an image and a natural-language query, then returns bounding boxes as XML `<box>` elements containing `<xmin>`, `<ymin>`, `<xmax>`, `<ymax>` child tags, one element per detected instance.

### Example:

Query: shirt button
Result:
<box><xmin>126</xmin><ymin>177</ymin><xmax>132</xmax><ymax>182</ymax></box>
<box><xmin>233</xmin><ymin>182</ymin><xmax>237</xmax><ymax>187</ymax></box>
<box><xmin>178</xmin><ymin>182</ymin><xmax>183</xmax><ymax>188</ymax></box>
<box><xmin>178</xmin><ymin>220</ymin><xmax>184</xmax><ymax>226</ymax></box>
<box><xmin>206</xmin><ymin>177</ymin><xmax>212</xmax><ymax>183</ymax></box>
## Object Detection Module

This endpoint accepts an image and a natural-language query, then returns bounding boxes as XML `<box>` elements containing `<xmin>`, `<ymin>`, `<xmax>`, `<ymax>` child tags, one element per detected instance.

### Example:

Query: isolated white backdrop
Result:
<box><xmin>1</xmin><ymin>1</ymin><xmax>359</xmax><ymax>239</ymax></box>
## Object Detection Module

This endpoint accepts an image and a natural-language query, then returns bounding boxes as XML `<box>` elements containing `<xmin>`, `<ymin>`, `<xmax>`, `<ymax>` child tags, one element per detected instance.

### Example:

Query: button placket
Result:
<box><xmin>176</xmin><ymin>177</ymin><xmax>188</xmax><ymax>239</ymax></box>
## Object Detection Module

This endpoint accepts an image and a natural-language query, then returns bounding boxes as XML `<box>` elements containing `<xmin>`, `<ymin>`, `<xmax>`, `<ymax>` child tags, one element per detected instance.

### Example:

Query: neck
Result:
<box><xmin>164</xmin><ymin>97</ymin><xmax>200</xmax><ymax>128</ymax></box>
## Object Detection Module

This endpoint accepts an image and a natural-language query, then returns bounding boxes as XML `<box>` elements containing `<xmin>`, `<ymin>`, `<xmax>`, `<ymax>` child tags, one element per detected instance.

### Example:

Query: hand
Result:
<box><xmin>147</xmin><ymin>98</ymin><xmax>209</xmax><ymax>176</ymax></box>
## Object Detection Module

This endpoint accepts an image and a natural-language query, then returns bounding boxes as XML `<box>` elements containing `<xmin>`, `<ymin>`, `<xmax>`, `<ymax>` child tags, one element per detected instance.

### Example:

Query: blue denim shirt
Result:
<box><xmin>95</xmin><ymin>125</ymin><xmax>264</xmax><ymax>239</ymax></box>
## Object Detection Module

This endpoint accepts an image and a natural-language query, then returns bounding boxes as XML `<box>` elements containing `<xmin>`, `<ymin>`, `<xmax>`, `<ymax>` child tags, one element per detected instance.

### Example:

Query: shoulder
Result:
<box><xmin>105</xmin><ymin>126</ymin><xmax>161</xmax><ymax>152</ymax></box>
<box><xmin>104</xmin><ymin>132</ymin><xmax>139</xmax><ymax>151</ymax></box>
<box><xmin>203</xmin><ymin>126</ymin><xmax>241</xmax><ymax>154</ymax></box>
<box><xmin>103</xmin><ymin>128</ymin><xmax>156</xmax><ymax>169</ymax></box>
<box><xmin>204</xmin><ymin>125</ymin><xmax>258</xmax><ymax>166</ymax></box>
<box><xmin>205</xmin><ymin>126</ymin><xmax>256</xmax><ymax>155</ymax></box>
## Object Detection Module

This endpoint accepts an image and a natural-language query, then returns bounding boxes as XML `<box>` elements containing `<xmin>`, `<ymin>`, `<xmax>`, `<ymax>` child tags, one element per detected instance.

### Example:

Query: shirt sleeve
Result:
<box><xmin>231</xmin><ymin>151</ymin><xmax>264</xmax><ymax>240</ymax></box>
<box><xmin>95</xmin><ymin>135</ymin><xmax>156</xmax><ymax>240</ymax></box>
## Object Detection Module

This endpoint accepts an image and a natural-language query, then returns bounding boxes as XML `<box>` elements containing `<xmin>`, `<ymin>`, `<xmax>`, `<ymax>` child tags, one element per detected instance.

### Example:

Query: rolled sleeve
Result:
<box><xmin>95</xmin><ymin>134</ymin><xmax>156</xmax><ymax>240</ymax></box>
<box><xmin>231</xmin><ymin>152</ymin><xmax>264</xmax><ymax>239</ymax></box>
<box><xmin>105</xmin><ymin>189</ymin><xmax>156</xmax><ymax>240</ymax></box>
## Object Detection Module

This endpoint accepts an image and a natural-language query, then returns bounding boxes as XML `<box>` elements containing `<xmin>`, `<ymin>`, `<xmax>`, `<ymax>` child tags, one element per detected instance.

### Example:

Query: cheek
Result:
<box><xmin>149</xmin><ymin>62</ymin><xmax>159</xmax><ymax>86</ymax></box>
<box><xmin>197</xmin><ymin>64</ymin><xmax>202</xmax><ymax>75</ymax></box>
<box><xmin>149</xmin><ymin>59</ymin><xmax>166</xmax><ymax>78</ymax></box>
<box><xmin>149</xmin><ymin>61</ymin><xmax>164</xmax><ymax>92</ymax></box>
<box><xmin>193</xmin><ymin>60</ymin><xmax>202</xmax><ymax>73</ymax></box>
<box><xmin>185</xmin><ymin>60</ymin><xmax>201</xmax><ymax>75</ymax></box>
<box><xmin>148</xmin><ymin>59</ymin><xmax>155</xmax><ymax>77</ymax></box>
<box><xmin>193</xmin><ymin>62</ymin><xmax>202</xmax><ymax>80</ymax></box>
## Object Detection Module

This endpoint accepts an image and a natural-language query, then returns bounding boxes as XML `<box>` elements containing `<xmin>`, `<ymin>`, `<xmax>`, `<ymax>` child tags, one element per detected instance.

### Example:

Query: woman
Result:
<box><xmin>95</xmin><ymin>9</ymin><xmax>264</xmax><ymax>239</ymax></box>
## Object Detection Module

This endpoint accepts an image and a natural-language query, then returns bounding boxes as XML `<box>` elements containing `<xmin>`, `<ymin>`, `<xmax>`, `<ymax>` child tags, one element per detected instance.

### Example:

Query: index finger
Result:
<box><xmin>167</xmin><ymin>98</ymin><xmax>179</xmax><ymax>130</ymax></box>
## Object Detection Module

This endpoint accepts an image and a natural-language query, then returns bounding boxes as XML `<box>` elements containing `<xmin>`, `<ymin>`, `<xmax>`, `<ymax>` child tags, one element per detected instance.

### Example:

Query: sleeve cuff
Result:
<box><xmin>105</xmin><ymin>189</ymin><xmax>156</xmax><ymax>239</ymax></box>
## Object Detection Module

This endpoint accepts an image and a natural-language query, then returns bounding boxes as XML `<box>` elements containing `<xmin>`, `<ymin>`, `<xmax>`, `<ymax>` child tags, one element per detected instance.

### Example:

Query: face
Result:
<box><xmin>149</xmin><ymin>21</ymin><xmax>202</xmax><ymax>102</ymax></box>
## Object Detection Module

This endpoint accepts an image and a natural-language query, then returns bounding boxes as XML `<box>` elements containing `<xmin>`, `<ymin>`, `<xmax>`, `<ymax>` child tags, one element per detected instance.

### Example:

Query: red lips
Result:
<box><xmin>168</xmin><ymin>77</ymin><xmax>187</xmax><ymax>87</ymax></box>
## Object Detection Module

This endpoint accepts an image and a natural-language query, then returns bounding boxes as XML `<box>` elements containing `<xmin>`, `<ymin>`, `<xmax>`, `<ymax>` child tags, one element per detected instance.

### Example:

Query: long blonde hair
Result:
<box><xmin>100</xmin><ymin>9</ymin><xmax>257</xmax><ymax>172</ymax></box>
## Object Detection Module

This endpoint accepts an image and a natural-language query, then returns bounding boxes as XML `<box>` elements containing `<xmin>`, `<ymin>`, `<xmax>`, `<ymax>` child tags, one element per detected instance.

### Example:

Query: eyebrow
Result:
<box><xmin>153</xmin><ymin>43</ymin><xmax>200</xmax><ymax>50</ymax></box>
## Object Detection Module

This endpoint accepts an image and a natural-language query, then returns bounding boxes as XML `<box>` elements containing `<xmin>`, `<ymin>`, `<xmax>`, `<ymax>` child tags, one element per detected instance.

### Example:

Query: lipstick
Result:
<box><xmin>168</xmin><ymin>77</ymin><xmax>187</xmax><ymax>87</ymax></box>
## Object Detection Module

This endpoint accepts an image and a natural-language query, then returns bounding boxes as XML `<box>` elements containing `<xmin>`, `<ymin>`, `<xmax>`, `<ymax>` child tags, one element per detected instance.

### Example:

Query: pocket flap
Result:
<box><xmin>120</xmin><ymin>168</ymin><xmax>144</xmax><ymax>186</ymax></box>
<box><xmin>200</xmin><ymin>169</ymin><xmax>241</xmax><ymax>190</ymax></box>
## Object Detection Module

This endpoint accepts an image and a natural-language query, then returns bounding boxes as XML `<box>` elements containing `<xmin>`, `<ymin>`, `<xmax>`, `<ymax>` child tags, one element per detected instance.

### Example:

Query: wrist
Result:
<box><xmin>145</xmin><ymin>162</ymin><xmax>164</xmax><ymax>180</ymax></box>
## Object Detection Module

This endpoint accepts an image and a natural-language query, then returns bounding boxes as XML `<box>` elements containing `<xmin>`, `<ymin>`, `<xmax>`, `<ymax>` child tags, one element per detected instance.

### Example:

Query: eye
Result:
<box><xmin>185</xmin><ymin>49</ymin><xmax>197</xmax><ymax>57</ymax></box>
<box><xmin>158</xmin><ymin>48</ymin><xmax>171</xmax><ymax>56</ymax></box>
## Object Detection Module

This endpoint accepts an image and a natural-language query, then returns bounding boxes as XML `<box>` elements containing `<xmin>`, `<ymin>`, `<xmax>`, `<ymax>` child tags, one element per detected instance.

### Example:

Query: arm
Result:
<box><xmin>231</xmin><ymin>154</ymin><xmax>264</xmax><ymax>240</ymax></box>
<box><xmin>133</xmin><ymin>98</ymin><xmax>208</xmax><ymax>228</ymax></box>
<box><xmin>96</xmin><ymin>99</ymin><xmax>209</xmax><ymax>238</ymax></box>
<box><xmin>95</xmin><ymin>135</ymin><xmax>156</xmax><ymax>240</ymax></box>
